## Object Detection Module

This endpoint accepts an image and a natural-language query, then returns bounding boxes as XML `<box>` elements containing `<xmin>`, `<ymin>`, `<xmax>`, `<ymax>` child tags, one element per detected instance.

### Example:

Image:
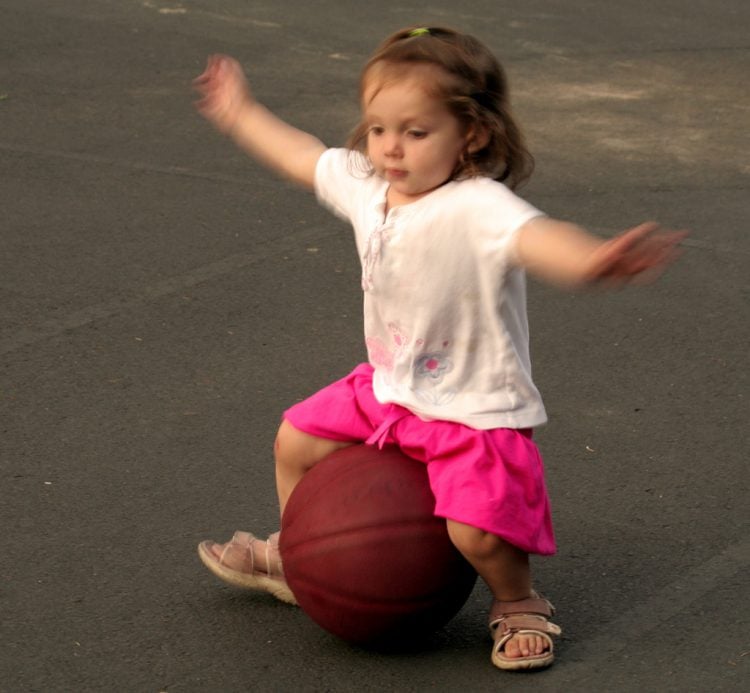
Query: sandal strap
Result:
<box><xmin>216</xmin><ymin>530</ymin><xmax>284</xmax><ymax>578</ymax></box>
<box><xmin>267</xmin><ymin>531</ymin><xmax>283</xmax><ymax>578</ymax></box>
<box><xmin>490</xmin><ymin>596</ymin><xmax>554</xmax><ymax>621</ymax></box>
<box><xmin>219</xmin><ymin>531</ymin><xmax>256</xmax><ymax>573</ymax></box>
<box><xmin>494</xmin><ymin>613</ymin><xmax>562</xmax><ymax>636</ymax></box>
<box><xmin>489</xmin><ymin>596</ymin><xmax>561</xmax><ymax>638</ymax></box>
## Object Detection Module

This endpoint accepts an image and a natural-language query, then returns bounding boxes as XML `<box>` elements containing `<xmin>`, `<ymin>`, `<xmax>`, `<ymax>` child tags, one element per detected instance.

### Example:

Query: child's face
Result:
<box><xmin>363</xmin><ymin>68</ymin><xmax>468</xmax><ymax>207</ymax></box>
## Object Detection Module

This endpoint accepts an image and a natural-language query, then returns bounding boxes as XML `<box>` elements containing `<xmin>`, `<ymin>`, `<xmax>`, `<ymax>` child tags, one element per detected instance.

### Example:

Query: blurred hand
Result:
<box><xmin>193</xmin><ymin>54</ymin><xmax>253</xmax><ymax>135</ymax></box>
<box><xmin>583</xmin><ymin>221</ymin><xmax>688</xmax><ymax>285</ymax></box>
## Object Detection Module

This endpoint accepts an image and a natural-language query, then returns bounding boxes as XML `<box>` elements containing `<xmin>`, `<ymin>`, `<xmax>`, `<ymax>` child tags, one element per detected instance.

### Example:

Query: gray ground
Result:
<box><xmin>1</xmin><ymin>1</ymin><xmax>748</xmax><ymax>691</ymax></box>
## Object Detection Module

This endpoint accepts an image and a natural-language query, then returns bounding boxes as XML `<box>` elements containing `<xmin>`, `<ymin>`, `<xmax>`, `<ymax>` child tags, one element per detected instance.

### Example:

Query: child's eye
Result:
<box><xmin>408</xmin><ymin>130</ymin><xmax>428</xmax><ymax>139</ymax></box>
<box><xmin>368</xmin><ymin>126</ymin><xmax>384</xmax><ymax>136</ymax></box>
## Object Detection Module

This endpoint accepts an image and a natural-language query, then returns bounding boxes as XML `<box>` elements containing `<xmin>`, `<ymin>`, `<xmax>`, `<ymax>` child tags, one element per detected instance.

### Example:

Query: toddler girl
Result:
<box><xmin>193</xmin><ymin>26</ymin><xmax>685</xmax><ymax>671</ymax></box>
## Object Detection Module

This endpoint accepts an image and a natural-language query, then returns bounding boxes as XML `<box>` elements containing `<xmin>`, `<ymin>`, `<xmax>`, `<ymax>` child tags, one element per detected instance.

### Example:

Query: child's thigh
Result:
<box><xmin>274</xmin><ymin>419</ymin><xmax>354</xmax><ymax>470</ymax></box>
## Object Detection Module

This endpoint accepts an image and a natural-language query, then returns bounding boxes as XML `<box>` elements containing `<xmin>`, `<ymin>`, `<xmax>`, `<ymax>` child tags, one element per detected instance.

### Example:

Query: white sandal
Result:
<box><xmin>198</xmin><ymin>530</ymin><xmax>297</xmax><ymax>605</ymax></box>
<box><xmin>489</xmin><ymin>596</ymin><xmax>561</xmax><ymax>670</ymax></box>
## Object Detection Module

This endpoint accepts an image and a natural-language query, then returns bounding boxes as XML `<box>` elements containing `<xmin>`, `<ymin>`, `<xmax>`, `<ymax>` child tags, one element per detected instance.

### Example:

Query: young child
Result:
<box><xmin>193</xmin><ymin>26</ymin><xmax>685</xmax><ymax>671</ymax></box>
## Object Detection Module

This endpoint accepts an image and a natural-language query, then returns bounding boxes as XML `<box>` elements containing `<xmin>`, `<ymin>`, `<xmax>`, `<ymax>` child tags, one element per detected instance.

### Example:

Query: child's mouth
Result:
<box><xmin>385</xmin><ymin>168</ymin><xmax>407</xmax><ymax>179</ymax></box>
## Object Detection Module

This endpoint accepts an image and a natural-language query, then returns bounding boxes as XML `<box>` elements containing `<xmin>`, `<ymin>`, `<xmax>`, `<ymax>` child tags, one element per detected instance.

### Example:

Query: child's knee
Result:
<box><xmin>274</xmin><ymin>419</ymin><xmax>305</xmax><ymax>465</ymax></box>
<box><xmin>274</xmin><ymin>419</ymin><xmax>352</xmax><ymax>471</ymax></box>
<box><xmin>446</xmin><ymin>520</ymin><xmax>510</xmax><ymax>560</ymax></box>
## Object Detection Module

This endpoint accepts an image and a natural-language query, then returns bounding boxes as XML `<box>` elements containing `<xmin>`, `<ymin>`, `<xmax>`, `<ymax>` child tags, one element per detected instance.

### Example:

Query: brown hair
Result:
<box><xmin>347</xmin><ymin>26</ymin><xmax>534</xmax><ymax>190</ymax></box>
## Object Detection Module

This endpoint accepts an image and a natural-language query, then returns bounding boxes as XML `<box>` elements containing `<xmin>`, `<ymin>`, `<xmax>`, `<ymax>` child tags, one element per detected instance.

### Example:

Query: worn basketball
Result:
<box><xmin>279</xmin><ymin>445</ymin><xmax>477</xmax><ymax>645</ymax></box>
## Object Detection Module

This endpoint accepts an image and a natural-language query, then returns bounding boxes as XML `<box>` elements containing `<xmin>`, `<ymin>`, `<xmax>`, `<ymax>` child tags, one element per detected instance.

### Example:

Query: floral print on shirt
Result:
<box><xmin>412</xmin><ymin>351</ymin><xmax>456</xmax><ymax>406</ymax></box>
<box><xmin>366</xmin><ymin>325</ymin><xmax>456</xmax><ymax>407</ymax></box>
<box><xmin>413</xmin><ymin>352</ymin><xmax>453</xmax><ymax>383</ymax></box>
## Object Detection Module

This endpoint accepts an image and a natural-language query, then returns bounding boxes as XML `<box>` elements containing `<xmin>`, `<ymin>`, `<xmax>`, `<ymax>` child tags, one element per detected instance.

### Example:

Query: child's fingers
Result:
<box><xmin>192</xmin><ymin>57</ymin><xmax>230</xmax><ymax>109</ymax></box>
<box><xmin>626</xmin><ymin>230</ymin><xmax>688</xmax><ymax>274</ymax></box>
<box><xmin>192</xmin><ymin>56</ymin><xmax>253</xmax><ymax>133</ymax></box>
<box><xmin>585</xmin><ymin>223</ymin><xmax>656</xmax><ymax>280</ymax></box>
<box><xmin>606</xmin><ymin>221</ymin><xmax>661</xmax><ymax>256</ymax></box>
<box><xmin>192</xmin><ymin>54</ymin><xmax>229</xmax><ymax>90</ymax></box>
<box><xmin>194</xmin><ymin>90</ymin><xmax>229</xmax><ymax>120</ymax></box>
<box><xmin>618</xmin><ymin>224</ymin><xmax>688</xmax><ymax>256</ymax></box>
<box><xmin>192</xmin><ymin>54</ymin><xmax>217</xmax><ymax>85</ymax></box>
<box><xmin>588</xmin><ymin>225</ymin><xmax>688</xmax><ymax>284</ymax></box>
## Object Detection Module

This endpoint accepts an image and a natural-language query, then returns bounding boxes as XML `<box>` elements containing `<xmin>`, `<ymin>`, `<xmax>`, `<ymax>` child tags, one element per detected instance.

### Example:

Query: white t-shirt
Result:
<box><xmin>314</xmin><ymin>148</ymin><xmax>547</xmax><ymax>429</ymax></box>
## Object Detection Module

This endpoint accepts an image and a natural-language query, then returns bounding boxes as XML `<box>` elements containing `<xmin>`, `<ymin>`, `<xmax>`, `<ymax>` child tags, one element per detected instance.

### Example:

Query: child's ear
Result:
<box><xmin>466</xmin><ymin>125</ymin><xmax>490</xmax><ymax>154</ymax></box>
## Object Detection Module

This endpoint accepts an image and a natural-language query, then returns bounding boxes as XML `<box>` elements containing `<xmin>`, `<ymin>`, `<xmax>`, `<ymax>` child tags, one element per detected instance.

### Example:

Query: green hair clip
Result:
<box><xmin>408</xmin><ymin>27</ymin><xmax>430</xmax><ymax>37</ymax></box>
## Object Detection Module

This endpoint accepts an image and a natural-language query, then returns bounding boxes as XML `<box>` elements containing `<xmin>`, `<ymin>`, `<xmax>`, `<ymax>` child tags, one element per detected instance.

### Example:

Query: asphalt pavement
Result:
<box><xmin>1</xmin><ymin>1</ymin><xmax>748</xmax><ymax>691</ymax></box>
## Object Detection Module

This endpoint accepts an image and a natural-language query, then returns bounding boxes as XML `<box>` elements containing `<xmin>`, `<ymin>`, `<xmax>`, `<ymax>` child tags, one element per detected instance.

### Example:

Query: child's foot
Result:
<box><xmin>489</xmin><ymin>595</ymin><xmax>561</xmax><ymax>671</ymax></box>
<box><xmin>197</xmin><ymin>530</ymin><xmax>297</xmax><ymax>605</ymax></box>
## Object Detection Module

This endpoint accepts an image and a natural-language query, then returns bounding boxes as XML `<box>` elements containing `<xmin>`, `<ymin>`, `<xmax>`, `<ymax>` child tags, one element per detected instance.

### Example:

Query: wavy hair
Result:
<box><xmin>347</xmin><ymin>26</ymin><xmax>534</xmax><ymax>190</ymax></box>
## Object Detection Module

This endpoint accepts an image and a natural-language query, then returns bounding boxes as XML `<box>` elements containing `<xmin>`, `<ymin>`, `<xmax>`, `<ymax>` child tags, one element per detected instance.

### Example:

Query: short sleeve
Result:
<box><xmin>314</xmin><ymin>148</ymin><xmax>368</xmax><ymax>223</ymax></box>
<box><xmin>468</xmin><ymin>179</ymin><xmax>545</xmax><ymax>267</ymax></box>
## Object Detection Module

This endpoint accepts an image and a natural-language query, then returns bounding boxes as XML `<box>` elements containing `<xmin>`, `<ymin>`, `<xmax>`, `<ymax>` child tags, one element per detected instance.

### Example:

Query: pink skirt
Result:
<box><xmin>283</xmin><ymin>363</ymin><xmax>555</xmax><ymax>555</ymax></box>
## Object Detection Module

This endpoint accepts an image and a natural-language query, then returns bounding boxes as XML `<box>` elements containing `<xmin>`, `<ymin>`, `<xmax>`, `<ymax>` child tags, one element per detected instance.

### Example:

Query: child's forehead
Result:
<box><xmin>361</xmin><ymin>62</ymin><xmax>449</xmax><ymax>104</ymax></box>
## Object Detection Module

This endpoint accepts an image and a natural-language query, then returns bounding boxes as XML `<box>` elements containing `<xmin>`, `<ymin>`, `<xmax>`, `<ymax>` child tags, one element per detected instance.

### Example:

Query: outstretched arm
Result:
<box><xmin>193</xmin><ymin>54</ymin><xmax>326</xmax><ymax>189</ymax></box>
<box><xmin>516</xmin><ymin>217</ymin><xmax>687</xmax><ymax>288</ymax></box>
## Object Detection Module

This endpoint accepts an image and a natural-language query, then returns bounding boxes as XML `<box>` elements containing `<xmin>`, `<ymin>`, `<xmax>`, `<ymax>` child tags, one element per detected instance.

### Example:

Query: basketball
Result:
<box><xmin>279</xmin><ymin>445</ymin><xmax>477</xmax><ymax>645</ymax></box>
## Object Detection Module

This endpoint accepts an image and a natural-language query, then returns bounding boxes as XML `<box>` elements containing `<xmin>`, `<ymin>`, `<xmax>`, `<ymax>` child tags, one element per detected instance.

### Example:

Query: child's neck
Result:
<box><xmin>384</xmin><ymin>185</ymin><xmax>431</xmax><ymax>214</ymax></box>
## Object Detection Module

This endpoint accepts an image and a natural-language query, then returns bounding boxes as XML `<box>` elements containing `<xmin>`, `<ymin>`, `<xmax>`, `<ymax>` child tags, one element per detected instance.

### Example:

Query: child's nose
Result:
<box><xmin>384</xmin><ymin>134</ymin><xmax>402</xmax><ymax>157</ymax></box>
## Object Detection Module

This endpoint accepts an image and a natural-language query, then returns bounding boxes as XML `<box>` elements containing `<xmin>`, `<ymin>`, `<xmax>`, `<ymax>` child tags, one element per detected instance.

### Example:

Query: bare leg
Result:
<box><xmin>446</xmin><ymin>520</ymin><xmax>550</xmax><ymax>660</ymax></box>
<box><xmin>274</xmin><ymin>419</ymin><xmax>354</xmax><ymax>515</ymax></box>
<box><xmin>244</xmin><ymin>419</ymin><xmax>353</xmax><ymax>575</ymax></box>
<box><xmin>199</xmin><ymin>420</ymin><xmax>353</xmax><ymax>590</ymax></box>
